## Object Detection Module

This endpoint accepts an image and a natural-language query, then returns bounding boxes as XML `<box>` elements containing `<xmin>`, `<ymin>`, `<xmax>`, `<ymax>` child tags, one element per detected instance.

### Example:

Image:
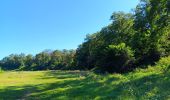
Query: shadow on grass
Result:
<box><xmin>0</xmin><ymin>85</ymin><xmax>36</xmax><ymax>100</ymax></box>
<box><xmin>39</xmin><ymin>71</ymin><xmax>90</xmax><ymax>80</ymax></box>
<box><xmin>0</xmin><ymin>71</ymin><xmax>170</xmax><ymax>100</ymax></box>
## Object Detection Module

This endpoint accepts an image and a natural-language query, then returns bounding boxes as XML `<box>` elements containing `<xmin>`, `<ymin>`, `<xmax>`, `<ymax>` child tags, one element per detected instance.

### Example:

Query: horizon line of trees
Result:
<box><xmin>0</xmin><ymin>0</ymin><xmax>169</xmax><ymax>73</ymax></box>
<box><xmin>0</xmin><ymin>49</ymin><xmax>76</xmax><ymax>71</ymax></box>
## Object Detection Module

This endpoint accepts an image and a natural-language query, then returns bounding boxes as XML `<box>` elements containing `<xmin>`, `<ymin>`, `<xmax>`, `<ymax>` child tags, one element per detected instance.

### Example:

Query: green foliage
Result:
<box><xmin>156</xmin><ymin>56</ymin><xmax>170</xmax><ymax>67</ymax></box>
<box><xmin>34</xmin><ymin>51</ymin><xmax>51</xmax><ymax>70</ymax></box>
<box><xmin>75</xmin><ymin>12</ymin><xmax>136</xmax><ymax>72</ymax></box>
<box><xmin>75</xmin><ymin>33</ymin><xmax>100</xmax><ymax>70</ymax></box>
<box><xmin>75</xmin><ymin>0</ymin><xmax>169</xmax><ymax>73</ymax></box>
<box><xmin>0</xmin><ymin>54</ymin><xmax>26</xmax><ymax>70</ymax></box>
<box><xmin>97</xmin><ymin>43</ymin><xmax>134</xmax><ymax>73</ymax></box>
<box><xmin>0</xmin><ymin>50</ymin><xmax>76</xmax><ymax>71</ymax></box>
<box><xmin>132</xmin><ymin>0</ymin><xmax>170</xmax><ymax>65</ymax></box>
<box><xmin>110</xmin><ymin>12</ymin><xmax>135</xmax><ymax>46</ymax></box>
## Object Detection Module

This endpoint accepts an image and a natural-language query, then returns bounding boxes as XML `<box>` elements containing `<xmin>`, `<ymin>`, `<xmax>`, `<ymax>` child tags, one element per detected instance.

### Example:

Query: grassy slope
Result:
<box><xmin>0</xmin><ymin>57</ymin><xmax>170</xmax><ymax>100</ymax></box>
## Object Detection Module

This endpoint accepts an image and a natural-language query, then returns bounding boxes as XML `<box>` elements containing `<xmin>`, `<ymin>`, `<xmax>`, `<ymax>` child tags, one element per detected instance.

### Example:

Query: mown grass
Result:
<box><xmin>0</xmin><ymin>56</ymin><xmax>170</xmax><ymax>100</ymax></box>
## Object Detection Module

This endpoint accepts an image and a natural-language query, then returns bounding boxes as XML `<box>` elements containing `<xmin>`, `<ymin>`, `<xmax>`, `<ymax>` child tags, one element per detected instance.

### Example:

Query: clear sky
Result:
<box><xmin>0</xmin><ymin>0</ymin><xmax>139</xmax><ymax>59</ymax></box>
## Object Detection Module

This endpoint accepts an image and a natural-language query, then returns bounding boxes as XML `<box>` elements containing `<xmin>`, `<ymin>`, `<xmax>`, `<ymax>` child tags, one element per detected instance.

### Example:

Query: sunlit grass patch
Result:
<box><xmin>0</xmin><ymin>60</ymin><xmax>170</xmax><ymax>100</ymax></box>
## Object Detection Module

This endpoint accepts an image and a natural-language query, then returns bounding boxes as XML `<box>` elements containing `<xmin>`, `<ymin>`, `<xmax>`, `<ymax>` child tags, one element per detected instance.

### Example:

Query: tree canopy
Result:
<box><xmin>0</xmin><ymin>0</ymin><xmax>169</xmax><ymax>73</ymax></box>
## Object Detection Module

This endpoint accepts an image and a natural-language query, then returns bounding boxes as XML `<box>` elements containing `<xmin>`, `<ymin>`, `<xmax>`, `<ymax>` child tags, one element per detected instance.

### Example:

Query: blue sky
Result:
<box><xmin>0</xmin><ymin>0</ymin><xmax>139</xmax><ymax>59</ymax></box>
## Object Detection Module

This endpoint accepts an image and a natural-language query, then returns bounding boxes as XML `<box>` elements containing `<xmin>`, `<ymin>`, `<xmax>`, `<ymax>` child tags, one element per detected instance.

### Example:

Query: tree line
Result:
<box><xmin>0</xmin><ymin>50</ymin><xmax>76</xmax><ymax>71</ymax></box>
<box><xmin>0</xmin><ymin>0</ymin><xmax>169</xmax><ymax>73</ymax></box>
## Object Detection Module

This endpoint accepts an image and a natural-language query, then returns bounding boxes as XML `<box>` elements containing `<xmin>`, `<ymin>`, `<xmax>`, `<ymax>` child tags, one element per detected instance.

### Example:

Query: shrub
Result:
<box><xmin>153</xmin><ymin>56</ymin><xmax>170</xmax><ymax>73</ymax></box>
<box><xmin>156</xmin><ymin>56</ymin><xmax>170</xmax><ymax>67</ymax></box>
<box><xmin>97</xmin><ymin>43</ymin><xmax>135</xmax><ymax>73</ymax></box>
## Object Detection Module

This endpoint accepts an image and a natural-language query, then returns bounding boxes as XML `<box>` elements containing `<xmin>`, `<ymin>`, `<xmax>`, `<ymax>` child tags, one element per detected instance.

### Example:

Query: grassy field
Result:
<box><xmin>0</xmin><ymin>69</ymin><xmax>170</xmax><ymax>100</ymax></box>
<box><xmin>0</xmin><ymin>57</ymin><xmax>170</xmax><ymax>100</ymax></box>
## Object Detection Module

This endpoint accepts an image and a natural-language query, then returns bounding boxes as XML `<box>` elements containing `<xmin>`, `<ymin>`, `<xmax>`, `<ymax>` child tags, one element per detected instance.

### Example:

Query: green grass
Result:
<box><xmin>0</xmin><ymin>57</ymin><xmax>170</xmax><ymax>100</ymax></box>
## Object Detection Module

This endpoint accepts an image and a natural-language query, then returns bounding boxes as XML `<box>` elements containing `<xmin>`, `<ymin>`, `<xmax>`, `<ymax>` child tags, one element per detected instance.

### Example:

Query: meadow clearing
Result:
<box><xmin>0</xmin><ymin>65</ymin><xmax>170</xmax><ymax>100</ymax></box>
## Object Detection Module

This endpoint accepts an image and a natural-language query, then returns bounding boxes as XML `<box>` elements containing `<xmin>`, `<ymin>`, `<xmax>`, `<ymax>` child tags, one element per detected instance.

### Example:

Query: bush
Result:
<box><xmin>97</xmin><ymin>43</ymin><xmax>135</xmax><ymax>73</ymax></box>
<box><xmin>156</xmin><ymin>56</ymin><xmax>170</xmax><ymax>67</ymax></box>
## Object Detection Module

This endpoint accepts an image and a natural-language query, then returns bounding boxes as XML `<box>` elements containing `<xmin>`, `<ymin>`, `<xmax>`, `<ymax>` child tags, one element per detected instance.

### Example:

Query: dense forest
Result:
<box><xmin>0</xmin><ymin>0</ymin><xmax>169</xmax><ymax>73</ymax></box>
